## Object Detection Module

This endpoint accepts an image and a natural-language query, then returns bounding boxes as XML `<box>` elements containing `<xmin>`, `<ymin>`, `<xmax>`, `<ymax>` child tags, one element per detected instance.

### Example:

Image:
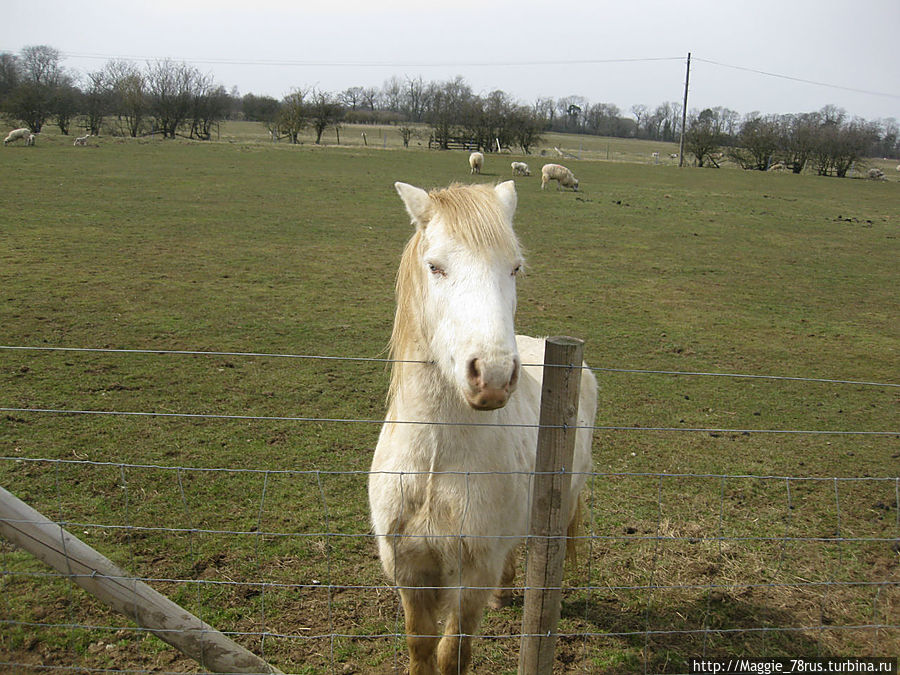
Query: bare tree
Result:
<box><xmin>819</xmin><ymin>104</ymin><xmax>846</xmax><ymax>127</ymax></box>
<box><xmin>631</xmin><ymin>104</ymin><xmax>649</xmax><ymax>137</ymax></box>
<box><xmin>719</xmin><ymin>107</ymin><xmax>741</xmax><ymax>137</ymax></box>
<box><xmin>778</xmin><ymin>112</ymin><xmax>819</xmax><ymax>173</ymax></box>
<box><xmin>81</xmin><ymin>69</ymin><xmax>109</xmax><ymax>135</ymax></box>
<box><xmin>872</xmin><ymin>117</ymin><xmax>899</xmax><ymax>159</ymax></box>
<box><xmin>810</xmin><ymin>114</ymin><xmax>878</xmax><ymax>177</ymax></box>
<box><xmin>728</xmin><ymin>113</ymin><xmax>780</xmax><ymax>170</ymax></box>
<box><xmin>426</xmin><ymin>76</ymin><xmax>472</xmax><ymax>148</ymax></box>
<box><xmin>278</xmin><ymin>88</ymin><xmax>309</xmax><ymax>143</ymax></box>
<box><xmin>401</xmin><ymin>76</ymin><xmax>429</xmax><ymax>122</ymax></box>
<box><xmin>145</xmin><ymin>59</ymin><xmax>197</xmax><ymax>138</ymax></box>
<box><xmin>105</xmin><ymin>60</ymin><xmax>147</xmax><ymax>137</ymax></box>
<box><xmin>189</xmin><ymin>76</ymin><xmax>229</xmax><ymax>140</ymax></box>
<box><xmin>533</xmin><ymin>97</ymin><xmax>555</xmax><ymax>127</ymax></box>
<box><xmin>20</xmin><ymin>45</ymin><xmax>63</xmax><ymax>86</ymax></box>
<box><xmin>340</xmin><ymin>86</ymin><xmax>365</xmax><ymax>111</ymax></box>
<box><xmin>685</xmin><ymin>108</ymin><xmax>728</xmax><ymax>167</ymax></box>
<box><xmin>5</xmin><ymin>45</ymin><xmax>65</xmax><ymax>131</ymax></box>
<box><xmin>0</xmin><ymin>52</ymin><xmax>21</xmax><ymax>101</ymax></box>
<box><xmin>651</xmin><ymin>101</ymin><xmax>683</xmax><ymax>141</ymax></box>
<box><xmin>381</xmin><ymin>76</ymin><xmax>403</xmax><ymax>114</ymax></box>
<box><xmin>309</xmin><ymin>89</ymin><xmax>342</xmax><ymax>144</ymax></box>
<box><xmin>360</xmin><ymin>87</ymin><xmax>379</xmax><ymax>111</ymax></box>
<box><xmin>586</xmin><ymin>102</ymin><xmax>634</xmax><ymax>137</ymax></box>
<box><xmin>51</xmin><ymin>76</ymin><xmax>79</xmax><ymax>134</ymax></box>
<box><xmin>556</xmin><ymin>95</ymin><xmax>589</xmax><ymax>132</ymax></box>
<box><xmin>510</xmin><ymin>105</ymin><xmax>546</xmax><ymax>154</ymax></box>
<box><xmin>241</xmin><ymin>93</ymin><xmax>277</xmax><ymax>121</ymax></box>
<box><xmin>4</xmin><ymin>82</ymin><xmax>49</xmax><ymax>131</ymax></box>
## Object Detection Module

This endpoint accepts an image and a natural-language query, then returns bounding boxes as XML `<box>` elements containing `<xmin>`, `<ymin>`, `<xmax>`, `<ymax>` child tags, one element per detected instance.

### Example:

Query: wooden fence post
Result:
<box><xmin>518</xmin><ymin>336</ymin><xmax>584</xmax><ymax>675</ymax></box>
<box><xmin>0</xmin><ymin>485</ymin><xmax>283</xmax><ymax>674</ymax></box>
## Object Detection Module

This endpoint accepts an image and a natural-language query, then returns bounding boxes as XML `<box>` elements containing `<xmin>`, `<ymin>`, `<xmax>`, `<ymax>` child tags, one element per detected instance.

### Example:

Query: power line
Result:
<box><xmin>53</xmin><ymin>51</ymin><xmax>685</xmax><ymax>69</ymax></box>
<box><xmin>694</xmin><ymin>57</ymin><xmax>900</xmax><ymax>99</ymax></box>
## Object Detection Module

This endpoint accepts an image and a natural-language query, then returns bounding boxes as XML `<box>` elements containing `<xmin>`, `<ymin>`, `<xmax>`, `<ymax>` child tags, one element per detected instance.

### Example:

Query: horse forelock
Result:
<box><xmin>427</xmin><ymin>183</ymin><xmax>521</xmax><ymax>261</ymax></box>
<box><xmin>388</xmin><ymin>183</ymin><xmax>521</xmax><ymax>403</ymax></box>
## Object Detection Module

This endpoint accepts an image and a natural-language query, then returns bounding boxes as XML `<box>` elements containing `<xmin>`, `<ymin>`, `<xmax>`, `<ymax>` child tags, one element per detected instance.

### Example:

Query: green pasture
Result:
<box><xmin>0</xmin><ymin>131</ymin><xmax>897</xmax><ymax>673</ymax></box>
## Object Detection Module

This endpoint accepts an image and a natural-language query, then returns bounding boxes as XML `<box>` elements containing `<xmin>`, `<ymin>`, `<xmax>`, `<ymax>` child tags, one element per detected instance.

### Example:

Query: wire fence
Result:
<box><xmin>1</xmin><ymin>345</ymin><xmax>898</xmax><ymax>674</ymax></box>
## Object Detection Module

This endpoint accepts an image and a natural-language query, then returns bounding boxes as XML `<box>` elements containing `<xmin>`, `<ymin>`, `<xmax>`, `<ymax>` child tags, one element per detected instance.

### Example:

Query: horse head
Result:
<box><xmin>393</xmin><ymin>181</ymin><xmax>523</xmax><ymax>411</ymax></box>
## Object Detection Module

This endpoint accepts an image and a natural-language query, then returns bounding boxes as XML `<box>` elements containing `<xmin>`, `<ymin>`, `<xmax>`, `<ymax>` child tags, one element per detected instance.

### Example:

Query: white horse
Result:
<box><xmin>369</xmin><ymin>180</ymin><xmax>596</xmax><ymax>674</ymax></box>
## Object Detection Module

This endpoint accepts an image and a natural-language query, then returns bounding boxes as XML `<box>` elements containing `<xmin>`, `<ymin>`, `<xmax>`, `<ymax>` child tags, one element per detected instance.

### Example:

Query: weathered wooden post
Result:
<box><xmin>0</xmin><ymin>485</ymin><xmax>282</xmax><ymax>674</ymax></box>
<box><xmin>519</xmin><ymin>336</ymin><xmax>584</xmax><ymax>675</ymax></box>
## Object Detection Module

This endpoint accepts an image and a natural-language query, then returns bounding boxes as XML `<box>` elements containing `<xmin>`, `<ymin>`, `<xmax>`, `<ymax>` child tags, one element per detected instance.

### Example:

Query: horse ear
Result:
<box><xmin>494</xmin><ymin>180</ymin><xmax>517</xmax><ymax>221</ymax></box>
<box><xmin>394</xmin><ymin>182</ymin><xmax>430</xmax><ymax>228</ymax></box>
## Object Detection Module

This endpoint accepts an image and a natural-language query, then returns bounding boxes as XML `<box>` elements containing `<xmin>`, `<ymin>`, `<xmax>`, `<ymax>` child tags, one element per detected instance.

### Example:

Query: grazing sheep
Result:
<box><xmin>896</xmin><ymin>164</ymin><xmax>900</xmax><ymax>172</ymax></box>
<box><xmin>651</xmin><ymin>151</ymin><xmax>660</xmax><ymax>162</ymax></box>
<box><xmin>768</xmin><ymin>162</ymin><xmax>787</xmax><ymax>172</ymax></box>
<box><xmin>669</xmin><ymin>153</ymin><xmax>679</xmax><ymax>159</ymax></box>
<box><xmin>469</xmin><ymin>151</ymin><xmax>484</xmax><ymax>174</ymax></box>
<box><xmin>4</xmin><ymin>128</ymin><xmax>32</xmax><ymax>146</ymax></box>
<box><xmin>73</xmin><ymin>133</ymin><xmax>91</xmax><ymax>146</ymax></box>
<box><xmin>867</xmin><ymin>168</ymin><xmax>885</xmax><ymax>180</ymax></box>
<box><xmin>510</xmin><ymin>161</ymin><xmax>531</xmax><ymax>176</ymax></box>
<box><xmin>541</xmin><ymin>163</ymin><xmax>579</xmax><ymax>191</ymax></box>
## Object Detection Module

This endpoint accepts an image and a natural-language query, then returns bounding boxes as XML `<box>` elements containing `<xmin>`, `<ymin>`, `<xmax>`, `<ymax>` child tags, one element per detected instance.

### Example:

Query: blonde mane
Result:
<box><xmin>388</xmin><ymin>183</ymin><xmax>522</xmax><ymax>402</ymax></box>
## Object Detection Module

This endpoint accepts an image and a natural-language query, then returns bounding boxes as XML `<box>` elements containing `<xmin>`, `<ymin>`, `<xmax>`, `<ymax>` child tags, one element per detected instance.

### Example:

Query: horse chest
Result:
<box><xmin>376</xmin><ymin>428</ymin><xmax>530</xmax><ymax>538</ymax></box>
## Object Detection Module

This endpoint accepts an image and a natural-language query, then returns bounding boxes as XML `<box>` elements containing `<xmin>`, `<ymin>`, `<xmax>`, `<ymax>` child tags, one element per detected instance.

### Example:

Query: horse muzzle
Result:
<box><xmin>464</xmin><ymin>357</ymin><xmax>519</xmax><ymax>411</ymax></box>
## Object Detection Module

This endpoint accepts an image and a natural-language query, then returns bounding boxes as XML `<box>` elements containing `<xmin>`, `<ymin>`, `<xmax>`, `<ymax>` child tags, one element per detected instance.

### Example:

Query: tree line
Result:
<box><xmin>2</xmin><ymin>45</ymin><xmax>897</xmax><ymax>169</ymax></box>
<box><xmin>0</xmin><ymin>46</ymin><xmax>231</xmax><ymax>140</ymax></box>
<box><xmin>683</xmin><ymin>105</ymin><xmax>897</xmax><ymax>176</ymax></box>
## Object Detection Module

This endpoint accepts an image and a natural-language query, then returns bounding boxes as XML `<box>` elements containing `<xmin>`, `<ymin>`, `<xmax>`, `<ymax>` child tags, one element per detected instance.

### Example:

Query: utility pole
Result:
<box><xmin>678</xmin><ymin>52</ymin><xmax>691</xmax><ymax>167</ymax></box>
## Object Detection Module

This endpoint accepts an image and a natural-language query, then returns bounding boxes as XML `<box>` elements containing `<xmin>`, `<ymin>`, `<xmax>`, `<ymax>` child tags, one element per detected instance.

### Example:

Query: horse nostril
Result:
<box><xmin>467</xmin><ymin>358</ymin><xmax>482</xmax><ymax>387</ymax></box>
<box><xmin>509</xmin><ymin>358</ymin><xmax>520</xmax><ymax>389</ymax></box>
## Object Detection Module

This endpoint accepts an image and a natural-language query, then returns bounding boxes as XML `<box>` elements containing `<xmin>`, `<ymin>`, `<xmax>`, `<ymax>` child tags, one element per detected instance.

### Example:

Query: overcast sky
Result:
<box><xmin>2</xmin><ymin>0</ymin><xmax>898</xmax><ymax>121</ymax></box>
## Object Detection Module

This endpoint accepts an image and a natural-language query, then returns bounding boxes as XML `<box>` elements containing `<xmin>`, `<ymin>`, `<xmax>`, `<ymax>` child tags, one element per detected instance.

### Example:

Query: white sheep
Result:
<box><xmin>510</xmin><ymin>161</ymin><xmax>531</xmax><ymax>176</ymax></box>
<box><xmin>867</xmin><ymin>168</ymin><xmax>885</xmax><ymax>180</ymax></box>
<box><xmin>469</xmin><ymin>151</ymin><xmax>484</xmax><ymax>174</ymax></box>
<box><xmin>4</xmin><ymin>128</ymin><xmax>32</xmax><ymax>146</ymax></box>
<box><xmin>896</xmin><ymin>164</ymin><xmax>900</xmax><ymax>172</ymax></box>
<box><xmin>73</xmin><ymin>133</ymin><xmax>92</xmax><ymax>146</ymax></box>
<box><xmin>651</xmin><ymin>151</ymin><xmax>660</xmax><ymax>162</ymax></box>
<box><xmin>541</xmin><ymin>163</ymin><xmax>579</xmax><ymax>191</ymax></box>
<box><xmin>768</xmin><ymin>162</ymin><xmax>787</xmax><ymax>172</ymax></box>
<box><xmin>669</xmin><ymin>153</ymin><xmax>679</xmax><ymax>159</ymax></box>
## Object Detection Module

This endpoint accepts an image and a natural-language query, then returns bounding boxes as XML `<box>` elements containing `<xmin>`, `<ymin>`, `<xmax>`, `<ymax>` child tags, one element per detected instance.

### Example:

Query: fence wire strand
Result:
<box><xmin>2</xmin><ymin>406</ymin><xmax>896</xmax><ymax>437</ymax></box>
<box><xmin>2</xmin><ymin>344</ymin><xmax>897</xmax><ymax>388</ymax></box>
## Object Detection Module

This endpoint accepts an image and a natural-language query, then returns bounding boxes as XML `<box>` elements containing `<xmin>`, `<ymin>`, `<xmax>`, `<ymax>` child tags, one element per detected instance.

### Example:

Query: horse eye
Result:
<box><xmin>428</xmin><ymin>262</ymin><xmax>446</xmax><ymax>277</ymax></box>
<box><xmin>512</xmin><ymin>265</ymin><xmax>522</xmax><ymax>276</ymax></box>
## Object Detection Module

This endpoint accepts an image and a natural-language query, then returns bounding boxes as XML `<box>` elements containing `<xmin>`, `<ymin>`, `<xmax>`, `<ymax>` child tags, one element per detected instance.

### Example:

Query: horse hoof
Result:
<box><xmin>488</xmin><ymin>590</ymin><xmax>513</xmax><ymax>610</ymax></box>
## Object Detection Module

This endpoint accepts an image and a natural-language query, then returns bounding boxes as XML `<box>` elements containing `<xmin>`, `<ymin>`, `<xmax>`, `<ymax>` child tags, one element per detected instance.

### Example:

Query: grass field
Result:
<box><xmin>1</xmin><ymin>127</ymin><xmax>898</xmax><ymax>673</ymax></box>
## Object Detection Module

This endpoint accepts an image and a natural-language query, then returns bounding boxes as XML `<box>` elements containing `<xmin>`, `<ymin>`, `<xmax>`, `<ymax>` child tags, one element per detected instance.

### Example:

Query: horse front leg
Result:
<box><xmin>400</xmin><ymin>586</ymin><xmax>441</xmax><ymax>675</ymax></box>
<box><xmin>488</xmin><ymin>546</ymin><xmax>518</xmax><ymax>609</ymax></box>
<box><xmin>437</xmin><ymin>585</ymin><xmax>491</xmax><ymax>675</ymax></box>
